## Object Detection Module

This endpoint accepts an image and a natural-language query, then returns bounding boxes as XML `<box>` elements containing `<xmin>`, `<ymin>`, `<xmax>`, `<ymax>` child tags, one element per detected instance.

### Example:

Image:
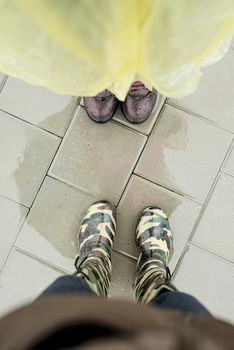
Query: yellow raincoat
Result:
<box><xmin>0</xmin><ymin>0</ymin><xmax>233</xmax><ymax>100</ymax></box>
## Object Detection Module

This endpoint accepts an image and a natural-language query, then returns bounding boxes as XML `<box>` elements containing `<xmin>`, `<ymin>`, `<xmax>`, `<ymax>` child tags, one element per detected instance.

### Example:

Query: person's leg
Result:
<box><xmin>40</xmin><ymin>275</ymin><xmax>94</xmax><ymax>298</ymax></box>
<box><xmin>134</xmin><ymin>207</ymin><xmax>176</xmax><ymax>304</ymax></box>
<box><xmin>133</xmin><ymin>207</ymin><xmax>210</xmax><ymax>315</ymax></box>
<box><xmin>74</xmin><ymin>201</ymin><xmax>116</xmax><ymax>297</ymax></box>
<box><xmin>40</xmin><ymin>200</ymin><xmax>116</xmax><ymax>299</ymax></box>
<box><xmin>150</xmin><ymin>290</ymin><xmax>210</xmax><ymax>315</ymax></box>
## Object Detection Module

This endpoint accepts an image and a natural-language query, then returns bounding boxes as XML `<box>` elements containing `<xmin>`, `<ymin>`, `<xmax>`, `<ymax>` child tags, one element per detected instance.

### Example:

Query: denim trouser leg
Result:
<box><xmin>40</xmin><ymin>277</ymin><xmax>210</xmax><ymax>316</ymax></box>
<box><xmin>39</xmin><ymin>275</ymin><xmax>94</xmax><ymax>298</ymax></box>
<box><xmin>151</xmin><ymin>291</ymin><xmax>210</xmax><ymax>315</ymax></box>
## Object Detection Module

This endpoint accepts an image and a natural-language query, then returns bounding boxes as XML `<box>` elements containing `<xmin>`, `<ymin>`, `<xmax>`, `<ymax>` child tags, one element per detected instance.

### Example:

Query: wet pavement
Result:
<box><xmin>0</xmin><ymin>47</ymin><xmax>234</xmax><ymax>323</ymax></box>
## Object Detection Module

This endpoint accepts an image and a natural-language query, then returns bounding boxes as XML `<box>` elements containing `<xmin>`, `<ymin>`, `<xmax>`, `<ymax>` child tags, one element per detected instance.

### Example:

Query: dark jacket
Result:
<box><xmin>0</xmin><ymin>295</ymin><xmax>234</xmax><ymax>350</ymax></box>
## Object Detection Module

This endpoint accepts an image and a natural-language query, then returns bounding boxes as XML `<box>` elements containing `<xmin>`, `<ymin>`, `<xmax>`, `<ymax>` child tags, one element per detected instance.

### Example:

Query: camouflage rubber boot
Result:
<box><xmin>74</xmin><ymin>201</ymin><xmax>116</xmax><ymax>297</ymax></box>
<box><xmin>134</xmin><ymin>206</ymin><xmax>177</xmax><ymax>304</ymax></box>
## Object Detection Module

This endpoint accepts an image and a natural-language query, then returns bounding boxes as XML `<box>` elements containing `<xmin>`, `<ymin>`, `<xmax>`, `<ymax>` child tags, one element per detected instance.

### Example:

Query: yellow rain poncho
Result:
<box><xmin>0</xmin><ymin>0</ymin><xmax>233</xmax><ymax>100</ymax></box>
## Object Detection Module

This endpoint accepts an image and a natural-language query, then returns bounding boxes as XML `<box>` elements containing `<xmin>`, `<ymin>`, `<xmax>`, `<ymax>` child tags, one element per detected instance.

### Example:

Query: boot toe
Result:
<box><xmin>84</xmin><ymin>93</ymin><xmax>118</xmax><ymax>123</ymax></box>
<box><xmin>122</xmin><ymin>90</ymin><xmax>157</xmax><ymax>124</ymax></box>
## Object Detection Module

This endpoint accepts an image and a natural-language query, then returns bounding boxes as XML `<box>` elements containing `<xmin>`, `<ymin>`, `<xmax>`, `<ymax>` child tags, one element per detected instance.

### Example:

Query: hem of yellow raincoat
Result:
<box><xmin>0</xmin><ymin>22</ymin><xmax>233</xmax><ymax>100</ymax></box>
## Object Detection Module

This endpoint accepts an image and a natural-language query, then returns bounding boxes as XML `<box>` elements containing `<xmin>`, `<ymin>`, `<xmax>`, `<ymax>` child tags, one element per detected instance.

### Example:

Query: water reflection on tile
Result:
<box><xmin>135</xmin><ymin>105</ymin><xmax>232</xmax><ymax>203</ymax></box>
<box><xmin>16</xmin><ymin>176</ymin><xmax>98</xmax><ymax>272</ymax></box>
<box><xmin>0</xmin><ymin>77</ymin><xmax>78</xmax><ymax>136</ymax></box>
<box><xmin>110</xmin><ymin>252</ymin><xmax>135</xmax><ymax>301</ymax></box>
<box><xmin>49</xmin><ymin>107</ymin><xmax>146</xmax><ymax>204</ymax></box>
<box><xmin>0</xmin><ymin>111</ymin><xmax>60</xmax><ymax>207</ymax></box>
<box><xmin>115</xmin><ymin>175</ymin><xmax>201</xmax><ymax>271</ymax></box>
<box><xmin>0</xmin><ymin>195</ymin><xmax>28</xmax><ymax>269</ymax></box>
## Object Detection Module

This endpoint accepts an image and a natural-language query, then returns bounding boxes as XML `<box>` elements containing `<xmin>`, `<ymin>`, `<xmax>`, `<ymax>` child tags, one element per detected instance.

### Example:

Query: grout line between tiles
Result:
<box><xmin>116</xmin><ymin>104</ymin><xmax>167</xmax><ymax>208</ymax></box>
<box><xmin>0</xmin><ymin>108</ymin><xmax>63</xmax><ymax>139</ymax></box>
<box><xmin>171</xmin><ymin>244</ymin><xmax>189</xmax><ymax>279</ymax></box>
<box><xmin>172</xmin><ymin>181</ymin><xmax>219</xmax><ymax>276</ymax></box>
<box><xmin>133</xmin><ymin>173</ymin><xmax>203</xmax><ymax>205</ymax></box>
<box><xmin>79</xmin><ymin>103</ymin><xmax>148</xmax><ymax>137</ymax></box>
<box><xmin>0</xmin><ymin>208</ymin><xmax>30</xmax><ymax>275</ymax></box>
<box><xmin>173</xmin><ymin>136</ymin><xmax>234</xmax><ymax>276</ymax></box>
<box><xmin>14</xmin><ymin>246</ymin><xmax>70</xmax><ymax>274</ymax></box>
<box><xmin>47</xmin><ymin>101</ymin><xmax>164</xmax><ymax>210</ymax></box>
<box><xmin>189</xmin><ymin>242</ymin><xmax>234</xmax><ymax>266</ymax></box>
<box><xmin>0</xmin><ymin>75</ymin><xmax>8</xmax><ymax>93</ymax></box>
<box><xmin>171</xmin><ymin>241</ymin><xmax>234</xmax><ymax>280</ymax></box>
<box><xmin>80</xmin><ymin>96</ymin><xmax>166</xmax><ymax>135</ymax></box>
<box><xmin>46</xmin><ymin>174</ymin><xmax>97</xmax><ymax>199</ymax></box>
<box><xmin>220</xmin><ymin>170</ymin><xmax>234</xmax><ymax>178</ymax></box>
<box><xmin>1</xmin><ymin>148</ymin><xmax>59</xmax><ymax>274</ymax></box>
<box><xmin>113</xmin><ymin>96</ymin><xmax>166</xmax><ymax>137</ymax></box>
<box><xmin>47</xmin><ymin>173</ymin><xmax>106</xmax><ymax>201</ymax></box>
<box><xmin>0</xmin><ymin>129</ymin><xmax>64</xmax><ymax>262</ymax></box>
<box><xmin>12</xmin><ymin>242</ymin><xmax>135</xmax><ymax>278</ymax></box>
<box><xmin>77</xmin><ymin>96</ymin><xmax>167</xmax><ymax>210</ymax></box>
<box><xmin>61</xmin><ymin>97</ymin><xmax>81</xmax><ymax>137</ymax></box>
<box><xmin>165</xmin><ymin>101</ymin><xmax>234</xmax><ymax>135</ymax></box>
<box><xmin>0</xmin><ymin>141</ymin><xmax>62</xmax><ymax>271</ymax></box>
<box><xmin>47</xmin><ymin>119</ymin><xmax>148</xmax><ymax>206</ymax></box>
<box><xmin>29</xmin><ymin>139</ymin><xmax>63</xmax><ymax>210</ymax></box>
<box><xmin>131</xmin><ymin>104</ymin><xmax>166</xmax><ymax>173</ymax></box>
<box><xmin>46</xmin><ymin>104</ymin><xmax>86</xmax><ymax>178</ymax></box>
<box><xmin>111</xmin><ymin>119</ymin><xmax>149</xmax><ymax>137</ymax></box>
<box><xmin>113</xmin><ymin>248</ymin><xmax>137</xmax><ymax>262</ymax></box>
<box><xmin>2</xmin><ymin>88</ymin><xmax>233</xmax><ymax>291</ymax></box>
<box><xmin>0</xmin><ymin>193</ymin><xmax>29</xmax><ymax>209</ymax></box>
<box><xmin>220</xmin><ymin>138</ymin><xmax>234</xmax><ymax>171</ymax></box>
<box><xmin>147</xmin><ymin>97</ymin><xmax>167</xmax><ymax>133</ymax></box>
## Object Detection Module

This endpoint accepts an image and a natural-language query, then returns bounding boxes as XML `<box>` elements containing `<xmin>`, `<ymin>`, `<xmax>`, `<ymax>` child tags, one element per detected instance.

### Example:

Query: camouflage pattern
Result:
<box><xmin>74</xmin><ymin>201</ymin><xmax>116</xmax><ymax>297</ymax></box>
<box><xmin>134</xmin><ymin>206</ymin><xmax>176</xmax><ymax>304</ymax></box>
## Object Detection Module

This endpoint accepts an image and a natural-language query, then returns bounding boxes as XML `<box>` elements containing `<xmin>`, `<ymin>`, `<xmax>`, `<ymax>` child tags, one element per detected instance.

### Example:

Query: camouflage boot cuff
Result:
<box><xmin>135</xmin><ymin>265</ymin><xmax>177</xmax><ymax>304</ymax></box>
<box><xmin>74</xmin><ymin>254</ymin><xmax>112</xmax><ymax>298</ymax></box>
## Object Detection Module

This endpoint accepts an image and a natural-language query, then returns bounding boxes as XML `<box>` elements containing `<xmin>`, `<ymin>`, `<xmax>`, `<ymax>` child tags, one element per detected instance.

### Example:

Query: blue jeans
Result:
<box><xmin>40</xmin><ymin>275</ymin><xmax>210</xmax><ymax>315</ymax></box>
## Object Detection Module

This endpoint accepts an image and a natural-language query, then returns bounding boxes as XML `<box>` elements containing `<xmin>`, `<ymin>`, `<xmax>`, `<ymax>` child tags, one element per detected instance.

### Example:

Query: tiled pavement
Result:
<box><xmin>0</xmin><ymin>47</ymin><xmax>234</xmax><ymax>324</ymax></box>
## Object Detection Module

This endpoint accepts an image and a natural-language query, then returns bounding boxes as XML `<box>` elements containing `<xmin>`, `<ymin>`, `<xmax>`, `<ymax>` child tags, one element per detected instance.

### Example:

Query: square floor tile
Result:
<box><xmin>168</xmin><ymin>50</ymin><xmax>234</xmax><ymax>132</ymax></box>
<box><xmin>0</xmin><ymin>77</ymin><xmax>78</xmax><ymax>136</ymax></box>
<box><xmin>0</xmin><ymin>196</ymin><xmax>28</xmax><ymax>269</ymax></box>
<box><xmin>223</xmin><ymin>143</ymin><xmax>234</xmax><ymax>176</ymax></box>
<box><xmin>49</xmin><ymin>107</ymin><xmax>146</xmax><ymax>204</ymax></box>
<box><xmin>135</xmin><ymin>105</ymin><xmax>232</xmax><ymax>203</ymax></box>
<box><xmin>174</xmin><ymin>245</ymin><xmax>234</xmax><ymax>324</ymax></box>
<box><xmin>192</xmin><ymin>173</ymin><xmax>234</xmax><ymax>262</ymax></box>
<box><xmin>16</xmin><ymin>176</ymin><xmax>97</xmax><ymax>272</ymax></box>
<box><xmin>0</xmin><ymin>249</ymin><xmax>62</xmax><ymax>317</ymax></box>
<box><xmin>113</xmin><ymin>94</ymin><xmax>166</xmax><ymax>135</ymax></box>
<box><xmin>0</xmin><ymin>111</ymin><xmax>60</xmax><ymax>207</ymax></box>
<box><xmin>115</xmin><ymin>175</ymin><xmax>201</xmax><ymax>271</ymax></box>
<box><xmin>110</xmin><ymin>252</ymin><xmax>135</xmax><ymax>301</ymax></box>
